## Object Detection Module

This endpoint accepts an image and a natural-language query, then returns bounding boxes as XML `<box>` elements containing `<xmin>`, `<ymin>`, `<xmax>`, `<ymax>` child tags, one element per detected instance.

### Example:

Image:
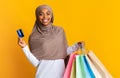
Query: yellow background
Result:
<box><xmin>0</xmin><ymin>0</ymin><xmax>119</xmax><ymax>78</ymax></box>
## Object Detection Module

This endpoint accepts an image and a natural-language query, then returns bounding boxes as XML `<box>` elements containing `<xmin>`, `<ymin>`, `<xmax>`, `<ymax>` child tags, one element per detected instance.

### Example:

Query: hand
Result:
<box><xmin>77</xmin><ymin>41</ymin><xmax>85</xmax><ymax>49</ymax></box>
<box><xmin>18</xmin><ymin>37</ymin><xmax>26</xmax><ymax>48</ymax></box>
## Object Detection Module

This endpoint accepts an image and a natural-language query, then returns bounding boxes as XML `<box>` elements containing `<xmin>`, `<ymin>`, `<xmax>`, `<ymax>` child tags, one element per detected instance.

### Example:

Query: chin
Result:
<box><xmin>42</xmin><ymin>23</ymin><xmax>49</xmax><ymax>26</ymax></box>
<box><xmin>42</xmin><ymin>22</ymin><xmax>51</xmax><ymax>26</ymax></box>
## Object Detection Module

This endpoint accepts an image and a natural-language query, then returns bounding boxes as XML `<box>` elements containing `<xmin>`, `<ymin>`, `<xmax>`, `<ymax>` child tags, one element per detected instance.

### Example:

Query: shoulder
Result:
<box><xmin>53</xmin><ymin>25</ymin><xmax>65</xmax><ymax>32</ymax></box>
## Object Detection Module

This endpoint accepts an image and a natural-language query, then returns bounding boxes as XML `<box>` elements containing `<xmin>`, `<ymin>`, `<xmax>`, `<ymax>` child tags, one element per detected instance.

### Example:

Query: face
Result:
<box><xmin>38</xmin><ymin>9</ymin><xmax>52</xmax><ymax>26</ymax></box>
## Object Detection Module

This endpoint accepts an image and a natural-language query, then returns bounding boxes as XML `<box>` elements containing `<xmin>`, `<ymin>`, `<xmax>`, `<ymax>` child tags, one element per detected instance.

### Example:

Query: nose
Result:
<box><xmin>43</xmin><ymin>14</ymin><xmax>47</xmax><ymax>18</ymax></box>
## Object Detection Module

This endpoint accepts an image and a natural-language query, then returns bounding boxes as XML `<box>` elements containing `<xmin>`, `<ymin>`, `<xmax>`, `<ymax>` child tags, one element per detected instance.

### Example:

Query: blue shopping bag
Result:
<box><xmin>82</xmin><ymin>55</ymin><xmax>95</xmax><ymax>78</ymax></box>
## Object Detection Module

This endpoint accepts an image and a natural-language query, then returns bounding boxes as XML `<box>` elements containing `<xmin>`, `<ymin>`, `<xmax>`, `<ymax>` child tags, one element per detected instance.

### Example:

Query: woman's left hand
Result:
<box><xmin>77</xmin><ymin>41</ymin><xmax>85</xmax><ymax>49</ymax></box>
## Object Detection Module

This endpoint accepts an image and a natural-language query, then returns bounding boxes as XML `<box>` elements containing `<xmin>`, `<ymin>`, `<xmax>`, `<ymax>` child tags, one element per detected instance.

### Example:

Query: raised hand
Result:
<box><xmin>18</xmin><ymin>38</ymin><xmax>26</xmax><ymax>48</ymax></box>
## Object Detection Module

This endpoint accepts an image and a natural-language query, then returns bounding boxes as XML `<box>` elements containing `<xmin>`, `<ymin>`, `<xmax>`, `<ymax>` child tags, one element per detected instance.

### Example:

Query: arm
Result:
<box><xmin>67</xmin><ymin>43</ymin><xmax>79</xmax><ymax>55</ymax></box>
<box><xmin>18</xmin><ymin>38</ymin><xmax>40</xmax><ymax>67</ymax></box>
<box><xmin>22</xmin><ymin>45</ymin><xmax>40</xmax><ymax>67</ymax></box>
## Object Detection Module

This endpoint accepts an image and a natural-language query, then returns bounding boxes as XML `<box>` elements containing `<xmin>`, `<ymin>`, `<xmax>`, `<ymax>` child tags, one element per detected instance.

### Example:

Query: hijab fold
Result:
<box><xmin>29</xmin><ymin>5</ymin><xmax>68</xmax><ymax>60</ymax></box>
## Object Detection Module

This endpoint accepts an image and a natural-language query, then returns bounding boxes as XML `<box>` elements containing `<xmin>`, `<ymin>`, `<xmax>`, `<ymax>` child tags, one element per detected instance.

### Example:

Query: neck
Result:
<box><xmin>36</xmin><ymin>21</ymin><xmax>53</xmax><ymax>33</ymax></box>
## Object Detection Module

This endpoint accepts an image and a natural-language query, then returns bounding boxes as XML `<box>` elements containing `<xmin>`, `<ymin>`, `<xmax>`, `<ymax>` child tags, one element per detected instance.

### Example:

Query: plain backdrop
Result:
<box><xmin>0</xmin><ymin>0</ymin><xmax>120</xmax><ymax>78</ymax></box>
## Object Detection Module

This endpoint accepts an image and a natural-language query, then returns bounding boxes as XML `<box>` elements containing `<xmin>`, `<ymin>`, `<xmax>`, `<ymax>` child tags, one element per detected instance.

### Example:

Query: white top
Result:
<box><xmin>22</xmin><ymin>43</ymin><xmax>79</xmax><ymax>78</ymax></box>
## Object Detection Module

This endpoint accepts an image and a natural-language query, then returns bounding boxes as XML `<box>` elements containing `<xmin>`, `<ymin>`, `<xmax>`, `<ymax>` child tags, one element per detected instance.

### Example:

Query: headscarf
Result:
<box><xmin>28</xmin><ymin>5</ymin><xmax>68</xmax><ymax>60</ymax></box>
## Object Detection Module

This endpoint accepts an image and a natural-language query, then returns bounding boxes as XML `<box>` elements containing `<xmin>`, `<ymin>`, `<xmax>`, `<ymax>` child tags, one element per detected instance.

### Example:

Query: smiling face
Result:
<box><xmin>38</xmin><ymin>9</ymin><xmax>52</xmax><ymax>26</ymax></box>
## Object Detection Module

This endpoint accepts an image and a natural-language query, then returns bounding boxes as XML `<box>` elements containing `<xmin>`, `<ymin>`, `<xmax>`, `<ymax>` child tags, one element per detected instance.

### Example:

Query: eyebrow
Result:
<box><xmin>39</xmin><ymin>10</ymin><xmax>51</xmax><ymax>13</ymax></box>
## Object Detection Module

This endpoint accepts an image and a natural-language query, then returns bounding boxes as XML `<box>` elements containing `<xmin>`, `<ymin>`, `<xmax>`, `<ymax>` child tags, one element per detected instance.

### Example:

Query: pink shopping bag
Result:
<box><xmin>63</xmin><ymin>53</ymin><xmax>77</xmax><ymax>78</ymax></box>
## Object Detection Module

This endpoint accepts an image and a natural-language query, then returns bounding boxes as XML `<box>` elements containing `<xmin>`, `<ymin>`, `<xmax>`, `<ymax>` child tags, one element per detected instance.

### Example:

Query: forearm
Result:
<box><xmin>67</xmin><ymin>43</ymin><xmax>79</xmax><ymax>55</ymax></box>
<box><xmin>22</xmin><ymin>45</ymin><xmax>40</xmax><ymax>67</ymax></box>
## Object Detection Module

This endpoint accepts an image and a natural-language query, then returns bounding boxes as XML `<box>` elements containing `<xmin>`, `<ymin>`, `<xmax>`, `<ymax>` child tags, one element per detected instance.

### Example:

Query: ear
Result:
<box><xmin>51</xmin><ymin>13</ymin><xmax>54</xmax><ymax>23</ymax></box>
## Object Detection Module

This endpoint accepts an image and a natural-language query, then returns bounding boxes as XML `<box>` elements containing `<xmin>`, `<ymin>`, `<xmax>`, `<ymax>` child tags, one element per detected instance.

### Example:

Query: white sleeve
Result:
<box><xmin>22</xmin><ymin>45</ymin><xmax>40</xmax><ymax>67</ymax></box>
<box><xmin>67</xmin><ymin>43</ymin><xmax>79</xmax><ymax>55</ymax></box>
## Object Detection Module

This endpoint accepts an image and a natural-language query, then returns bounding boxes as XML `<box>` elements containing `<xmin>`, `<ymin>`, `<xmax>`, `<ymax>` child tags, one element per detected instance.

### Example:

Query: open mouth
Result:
<box><xmin>42</xmin><ymin>19</ymin><xmax>49</xmax><ymax>23</ymax></box>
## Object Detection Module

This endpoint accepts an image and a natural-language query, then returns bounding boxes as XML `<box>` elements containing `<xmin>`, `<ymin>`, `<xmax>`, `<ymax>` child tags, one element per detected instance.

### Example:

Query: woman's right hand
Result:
<box><xmin>18</xmin><ymin>38</ymin><xmax>26</xmax><ymax>48</ymax></box>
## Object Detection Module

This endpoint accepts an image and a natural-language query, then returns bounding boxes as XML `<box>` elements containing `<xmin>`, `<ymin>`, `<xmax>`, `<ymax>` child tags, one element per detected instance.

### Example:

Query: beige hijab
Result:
<box><xmin>29</xmin><ymin>5</ymin><xmax>68</xmax><ymax>60</ymax></box>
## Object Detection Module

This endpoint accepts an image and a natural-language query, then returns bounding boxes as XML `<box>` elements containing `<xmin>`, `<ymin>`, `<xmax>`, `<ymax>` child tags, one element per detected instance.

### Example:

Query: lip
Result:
<box><xmin>43</xmin><ymin>19</ymin><xmax>48</xmax><ymax>22</ymax></box>
<box><xmin>42</xmin><ymin>19</ymin><xmax>49</xmax><ymax>23</ymax></box>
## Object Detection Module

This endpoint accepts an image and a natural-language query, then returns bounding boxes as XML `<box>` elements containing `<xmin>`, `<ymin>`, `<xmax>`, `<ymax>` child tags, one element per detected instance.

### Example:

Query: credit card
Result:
<box><xmin>17</xmin><ymin>29</ymin><xmax>24</xmax><ymax>38</ymax></box>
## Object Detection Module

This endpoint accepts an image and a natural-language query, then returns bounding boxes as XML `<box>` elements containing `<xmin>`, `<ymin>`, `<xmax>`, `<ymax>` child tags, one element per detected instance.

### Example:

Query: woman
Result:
<box><xmin>18</xmin><ymin>5</ymin><xmax>83</xmax><ymax>78</ymax></box>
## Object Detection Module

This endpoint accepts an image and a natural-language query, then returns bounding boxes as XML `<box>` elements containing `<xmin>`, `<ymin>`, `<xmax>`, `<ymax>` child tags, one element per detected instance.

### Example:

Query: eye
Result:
<box><xmin>39</xmin><ymin>12</ymin><xmax>43</xmax><ymax>16</ymax></box>
<box><xmin>46</xmin><ymin>11</ymin><xmax>51</xmax><ymax>15</ymax></box>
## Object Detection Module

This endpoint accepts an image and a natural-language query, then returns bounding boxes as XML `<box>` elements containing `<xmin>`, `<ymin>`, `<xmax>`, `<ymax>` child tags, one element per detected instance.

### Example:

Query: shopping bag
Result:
<box><xmin>76</xmin><ymin>55</ymin><xmax>86</xmax><ymax>78</ymax></box>
<box><xmin>87</xmin><ymin>51</ymin><xmax>113</xmax><ymax>78</ymax></box>
<box><xmin>85</xmin><ymin>54</ymin><xmax>102</xmax><ymax>78</ymax></box>
<box><xmin>63</xmin><ymin>53</ymin><xmax>77</xmax><ymax>78</ymax></box>
<box><xmin>70</xmin><ymin>54</ymin><xmax>95</xmax><ymax>78</ymax></box>
<box><xmin>70</xmin><ymin>59</ymin><xmax>76</xmax><ymax>78</ymax></box>
<box><xmin>82</xmin><ymin>55</ymin><xmax>95</xmax><ymax>78</ymax></box>
<box><xmin>76</xmin><ymin>54</ymin><xmax>95</xmax><ymax>78</ymax></box>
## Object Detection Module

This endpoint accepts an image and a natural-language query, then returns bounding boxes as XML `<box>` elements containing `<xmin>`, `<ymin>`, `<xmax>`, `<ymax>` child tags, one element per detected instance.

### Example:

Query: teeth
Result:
<box><xmin>43</xmin><ymin>19</ymin><xmax>48</xmax><ymax>22</ymax></box>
